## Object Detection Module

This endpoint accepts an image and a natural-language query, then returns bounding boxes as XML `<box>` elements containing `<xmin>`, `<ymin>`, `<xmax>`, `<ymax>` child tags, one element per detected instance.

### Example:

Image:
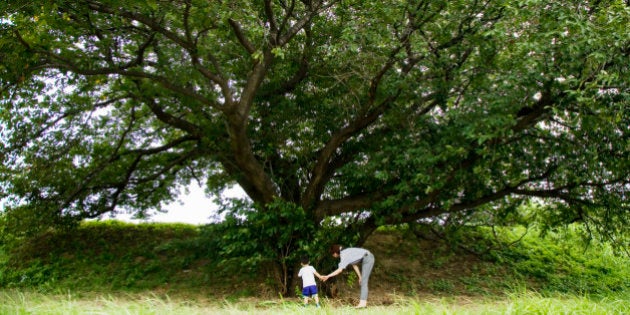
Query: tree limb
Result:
<box><xmin>228</xmin><ymin>18</ymin><xmax>257</xmax><ymax>55</ymax></box>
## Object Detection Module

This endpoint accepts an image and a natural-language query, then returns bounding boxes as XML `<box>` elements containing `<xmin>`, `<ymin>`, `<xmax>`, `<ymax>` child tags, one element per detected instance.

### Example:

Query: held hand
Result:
<box><xmin>358</xmin><ymin>277</ymin><xmax>362</xmax><ymax>285</ymax></box>
<box><xmin>321</xmin><ymin>275</ymin><xmax>329</xmax><ymax>282</ymax></box>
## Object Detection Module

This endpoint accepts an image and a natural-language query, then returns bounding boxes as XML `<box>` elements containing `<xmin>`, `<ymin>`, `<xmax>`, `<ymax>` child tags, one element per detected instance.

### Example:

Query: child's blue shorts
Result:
<box><xmin>302</xmin><ymin>285</ymin><xmax>318</xmax><ymax>297</ymax></box>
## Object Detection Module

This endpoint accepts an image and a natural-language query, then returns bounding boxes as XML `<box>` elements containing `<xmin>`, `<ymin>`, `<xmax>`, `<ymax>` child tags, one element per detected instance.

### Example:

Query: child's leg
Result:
<box><xmin>314</xmin><ymin>294</ymin><xmax>320</xmax><ymax>306</ymax></box>
<box><xmin>303</xmin><ymin>296</ymin><xmax>309</xmax><ymax>305</ymax></box>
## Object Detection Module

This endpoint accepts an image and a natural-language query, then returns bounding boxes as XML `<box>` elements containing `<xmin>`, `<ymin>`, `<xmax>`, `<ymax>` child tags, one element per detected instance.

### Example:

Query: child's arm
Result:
<box><xmin>314</xmin><ymin>269</ymin><xmax>324</xmax><ymax>281</ymax></box>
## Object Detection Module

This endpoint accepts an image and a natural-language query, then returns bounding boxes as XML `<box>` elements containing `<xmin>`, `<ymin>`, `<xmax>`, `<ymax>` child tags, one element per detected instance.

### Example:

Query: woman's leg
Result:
<box><xmin>358</xmin><ymin>252</ymin><xmax>375</xmax><ymax>305</ymax></box>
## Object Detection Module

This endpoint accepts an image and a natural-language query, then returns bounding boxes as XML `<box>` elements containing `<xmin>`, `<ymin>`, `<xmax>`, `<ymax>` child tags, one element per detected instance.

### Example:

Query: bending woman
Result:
<box><xmin>322</xmin><ymin>245</ymin><xmax>375</xmax><ymax>308</ymax></box>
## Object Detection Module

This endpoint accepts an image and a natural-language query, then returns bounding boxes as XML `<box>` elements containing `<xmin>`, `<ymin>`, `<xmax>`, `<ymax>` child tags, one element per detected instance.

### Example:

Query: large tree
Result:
<box><xmin>1</xmin><ymin>0</ymin><xmax>629</xmax><ymax>293</ymax></box>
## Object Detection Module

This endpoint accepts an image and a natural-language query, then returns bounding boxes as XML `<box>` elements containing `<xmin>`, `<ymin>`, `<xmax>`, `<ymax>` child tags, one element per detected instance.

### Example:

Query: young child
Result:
<box><xmin>297</xmin><ymin>255</ymin><xmax>323</xmax><ymax>307</ymax></box>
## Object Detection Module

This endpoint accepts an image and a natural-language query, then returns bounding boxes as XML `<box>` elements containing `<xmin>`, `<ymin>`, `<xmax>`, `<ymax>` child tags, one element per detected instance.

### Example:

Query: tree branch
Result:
<box><xmin>264</xmin><ymin>0</ymin><xmax>279</xmax><ymax>40</ymax></box>
<box><xmin>85</xmin><ymin>0</ymin><xmax>195</xmax><ymax>51</ymax></box>
<box><xmin>315</xmin><ymin>191</ymin><xmax>387</xmax><ymax>219</ymax></box>
<box><xmin>228</xmin><ymin>18</ymin><xmax>257</xmax><ymax>54</ymax></box>
<box><xmin>302</xmin><ymin>54</ymin><xmax>403</xmax><ymax>208</ymax></box>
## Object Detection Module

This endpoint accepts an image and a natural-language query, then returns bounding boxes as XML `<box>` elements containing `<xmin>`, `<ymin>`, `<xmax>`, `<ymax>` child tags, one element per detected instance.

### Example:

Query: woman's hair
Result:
<box><xmin>329</xmin><ymin>244</ymin><xmax>341</xmax><ymax>255</ymax></box>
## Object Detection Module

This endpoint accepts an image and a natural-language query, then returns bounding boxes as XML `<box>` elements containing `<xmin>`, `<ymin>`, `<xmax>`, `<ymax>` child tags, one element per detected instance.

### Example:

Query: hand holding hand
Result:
<box><xmin>321</xmin><ymin>275</ymin><xmax>329</xmax><ymax>282</ymax></box>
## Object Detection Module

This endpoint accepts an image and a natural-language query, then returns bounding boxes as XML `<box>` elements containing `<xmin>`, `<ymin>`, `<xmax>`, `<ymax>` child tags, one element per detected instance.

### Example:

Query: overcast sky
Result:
<box><xmin>116</xmin><ymin>184</ymin><xmax>245</xmax><ymax>225</ymax></box>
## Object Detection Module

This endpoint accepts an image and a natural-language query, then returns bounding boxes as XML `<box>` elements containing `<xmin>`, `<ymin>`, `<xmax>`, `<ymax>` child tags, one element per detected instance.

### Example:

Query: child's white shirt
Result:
<box><xmin>298</xmin><ymin>265</ymin><xmax>317</xmax><ymax>287</ymax></box>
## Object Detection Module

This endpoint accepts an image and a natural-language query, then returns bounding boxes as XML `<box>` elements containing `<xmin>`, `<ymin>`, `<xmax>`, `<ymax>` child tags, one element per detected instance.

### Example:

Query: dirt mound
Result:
<box><xmin>319</xmin><ymin>229</ymin><xmax>507</xmax><ymax>305</ymax></box>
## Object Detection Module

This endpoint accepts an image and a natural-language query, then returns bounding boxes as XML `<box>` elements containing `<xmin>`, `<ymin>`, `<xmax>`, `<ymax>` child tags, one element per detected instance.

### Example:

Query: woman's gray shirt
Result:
<box><xmin>338</xmin><ymin>247</ymin><xmax>371</xmax><ymax>269</ymax></box>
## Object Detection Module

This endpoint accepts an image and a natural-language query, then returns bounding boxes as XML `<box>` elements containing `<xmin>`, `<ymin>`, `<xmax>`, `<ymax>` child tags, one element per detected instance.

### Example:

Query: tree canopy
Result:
<box><xmin>1</xmin><ymin>0</ymin><xmax>629</xmax><ymax>290</ymax></box>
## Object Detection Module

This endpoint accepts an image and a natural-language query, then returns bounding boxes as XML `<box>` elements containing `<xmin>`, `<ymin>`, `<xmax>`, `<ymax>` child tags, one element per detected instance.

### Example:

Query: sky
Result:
<box><xmin>0</xmin><ymin>182</ymin><xmax>246</xmax><ymax>225</ymax></box>
<box><xmin>115</xmin><ymin>184</ymin><xmax>246</xmax><ymax>225</ymax></box>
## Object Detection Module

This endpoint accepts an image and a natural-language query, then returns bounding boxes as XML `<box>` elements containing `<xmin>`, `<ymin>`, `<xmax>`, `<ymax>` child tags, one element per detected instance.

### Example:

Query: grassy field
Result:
<box><xmin>0</xmin><ymin>221</ymin><xmax>628</xmax><ymax>314</ymax></box>
<box><xmin>0</xmin><ymin>289</ymin><xmax>628</xmax><ymax>314</ymax></box>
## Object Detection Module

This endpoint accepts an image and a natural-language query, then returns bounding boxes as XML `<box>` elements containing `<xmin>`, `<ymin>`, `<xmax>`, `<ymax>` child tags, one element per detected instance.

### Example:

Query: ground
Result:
<box><xmin>316</xmin><ymin>229</ymin><xmax>507</xmax><ymax>306</ymax></box>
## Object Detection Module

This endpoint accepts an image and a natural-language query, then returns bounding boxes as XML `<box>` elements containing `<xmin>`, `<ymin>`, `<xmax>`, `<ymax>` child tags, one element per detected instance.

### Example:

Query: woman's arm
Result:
<box><xmin>314</xmin><ymin>270</ymin><xmax>324</xmax><ymax>280</ymax></box>
<box><xmin>322</xmin><ymin>267</ymin><xmax>344</xmax><ymax>281</ymax></box>
<box><xmin>352</xmin><ymin>264</ymin><xmax>362</xmax><ymax>284</ymax></box>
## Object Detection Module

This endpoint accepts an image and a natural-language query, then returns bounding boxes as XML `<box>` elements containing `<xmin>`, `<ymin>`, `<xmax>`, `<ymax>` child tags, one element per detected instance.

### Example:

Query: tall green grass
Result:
<box><xmin>0</xmin><ymin>221</ymin><xmax>206</xmax><ymax>291</ymax></box>
<box><xmin>485</xmin><ymin>225</ymin><xmax>630</xmax><ymax>295</ymax></box>
<box><xmin>0</xmin><ymin>290</ymin><xmax>628</xmax><ymax>315</ymax></box>
<box><xmin>500</xmin><ymin>291</ymin><xmax>630</xmax><ymax>315</ymax></box>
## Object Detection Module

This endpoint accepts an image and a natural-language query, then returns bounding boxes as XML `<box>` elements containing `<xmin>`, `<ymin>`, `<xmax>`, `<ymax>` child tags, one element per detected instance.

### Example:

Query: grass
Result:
<box><xmin>0</xmin><ymin>289</ymin><xmax>628</xmax><ymax>314</ymax></box>
<box><xmin>0</xmin><ymin>221</ymin><xmax>628</xmax><ymax>313</ymax></box>
<box><xmin>500</xmin><ymin>291</ymin><xmax>630</xmax><ymax>315</ymax></box>
<box><xmin>0</xmin><ymin>290</ymin><xmax>205</xmax><ymax>315</ymax></box>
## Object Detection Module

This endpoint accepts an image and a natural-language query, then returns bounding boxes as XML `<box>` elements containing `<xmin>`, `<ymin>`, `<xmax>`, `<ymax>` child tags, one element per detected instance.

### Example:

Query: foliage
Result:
<box><xmin>1</xmin><ymin>221</ymin><xmax>627</xmax><ymax>300</ymax></box>
<box><xmin>196</xmin><ymin>197</ymin><xmax>362</xmax><ymax>293</ymax></box>
<box><xmin>488</xmin><ymin>226</ymin><xmax>630</xmax><ymax>295</ymax></box>
<box><xmin>1</xmin><ymin>0</ymin><xmax>629</xmax><ymax>291</ymax></box>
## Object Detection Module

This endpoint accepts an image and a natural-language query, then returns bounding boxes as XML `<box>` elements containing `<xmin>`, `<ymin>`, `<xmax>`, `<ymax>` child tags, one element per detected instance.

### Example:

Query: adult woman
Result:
<box><xmin>322</xmin><ymin>245</ymin><xmax>375</xmax><ymax>308</ymax></box>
